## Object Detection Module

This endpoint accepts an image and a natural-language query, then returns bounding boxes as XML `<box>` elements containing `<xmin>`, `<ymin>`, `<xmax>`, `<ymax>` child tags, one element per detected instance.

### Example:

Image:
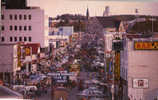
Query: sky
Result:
<box><xmin>28</xmin><ymin>0</ymin><xmax>158</xmax><ymax>17</ymax></box>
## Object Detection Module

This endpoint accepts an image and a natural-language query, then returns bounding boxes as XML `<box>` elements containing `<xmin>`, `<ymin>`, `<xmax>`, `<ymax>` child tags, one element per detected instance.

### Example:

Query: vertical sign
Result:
<box><xmin>114</xmin><ymin>51</ymin><xmax>120</xmax><ymax>81</ymax></box>
<box><xmin>17</xmin><ymin>45</ymin><xmax>21</xmax><ymax>67</ymax></box>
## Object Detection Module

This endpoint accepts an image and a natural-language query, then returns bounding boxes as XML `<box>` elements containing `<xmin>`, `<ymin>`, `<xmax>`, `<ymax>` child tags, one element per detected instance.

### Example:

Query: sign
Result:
<box><xmin>17</xmin><ymin>45</ymin><xmax>21</xmax><ymax>67</ymax></box>
<box><xmin>114</xmin><ymin>51</ymin><xmax>120</xmax><ymax>81</ymax></box>
<box><xmin>133</xmin><ymin>79</ymin><xmax>149</xmax><ymax>88</ymax></box>
<box><xmin>134</xmin><ymin>41</ymin><xmax>158</xmax><ymax>50</ymax></box>
<box><xmin>112</xmin><ymin>40</ymin><xmax>123</xmax><ymax>51</ymax></box>
<box><xmin>25</xmin><ymin>47</ymin><xmax>31</xmax><ymax>56</ymax></box>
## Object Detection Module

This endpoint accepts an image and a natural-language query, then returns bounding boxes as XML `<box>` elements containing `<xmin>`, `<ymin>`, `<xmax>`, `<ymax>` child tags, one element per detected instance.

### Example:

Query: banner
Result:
<box><xmin>114</xmin><ymin>51</ymin><xmax>120</xmax><ymax>81</ymax></box>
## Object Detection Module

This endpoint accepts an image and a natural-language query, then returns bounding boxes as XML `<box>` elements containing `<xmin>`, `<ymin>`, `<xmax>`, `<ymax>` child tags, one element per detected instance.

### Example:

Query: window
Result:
<box><xmin>14</xmin><ymin>26</ymin><xmax>17</xmax><ymax>31</ymax></box>
<box><xmin>1</xmin><ymin>15</ymin><xmax>4</xmax><ymax>20</ymax></box>
<box><xmin>19</xmin><ymin>37</ymin><xmax>22</xmax><ymax>41</ymax></box>
<box><xmin>9</xmin><ymin>14</ymin><xmax>13</xmax><ymax>20</ymax></box>
<box><xmin>19</xmin><ymin>26</ymin><xmax>22</xmax><ymax>31</ymax></box>
<box><xmin>19</xmin><ymin>14</ymin><xmax>22</xmax><ymax>20</ymax></box>
<box><xmin>24</xmin><ymin>37</ymin><xmax>27</xmax><ymax>41</ymax></box>
<box><xmin>14</xmin><ymin>37</ymin><xmax>17</xmax><ymax>42</ymax></box>
<box><xmin>1</xmin><ymin>26</ymin><xmax>4</xmax><ymax>31</ymax></box>
<box><xmin>10</xmin><ymin>26</ymin><xmax>13</xmax><ymax>30</ymax></box>
<box><xmin>10</xmin><ymin>37</ymin><xmax>12</xmax><ymax>42</ymax></box>
<box><xmin>29</xmin><ymin>37</ymin><xmax>32</xmax><ymax>42</ymax></box>
<box><xmin>1</xmin><ymin>37</ymin><xmax>5</xmax><ymax>42</ymax></box>
<box><xmin>24</xmin><ymin>15</ymin><xmax>27</xmax><ymax>20</ymax></box>
<box><xmin>28</xmin><ymin>15</ymin><xmax>31</xmax><ymax>20</ymax></box>
<box><xmin>29</xmin><ymin>26</ymin><xmax>32</xmax><ymax>31</ymax></box>
<box><xmin>24</xmin><ymin>26</ymin><xmax>27</xmax><ymax>31</ymax></box>
<box><xmin>14</xmin><ymin>15</ymin><xmax>17</xmax><ymax>20</ymax></box>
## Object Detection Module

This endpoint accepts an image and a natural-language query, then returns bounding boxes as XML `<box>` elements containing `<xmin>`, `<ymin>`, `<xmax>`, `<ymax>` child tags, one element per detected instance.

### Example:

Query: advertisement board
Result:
<box><xmin>134</xmin><ymin>41</ymin><xmax>158</xmax><ymax>50</ymax></box>
<box><xmin>133</xmin><ymin>79</ymin><xmax>149</xmax><ymax>88</ymax></box>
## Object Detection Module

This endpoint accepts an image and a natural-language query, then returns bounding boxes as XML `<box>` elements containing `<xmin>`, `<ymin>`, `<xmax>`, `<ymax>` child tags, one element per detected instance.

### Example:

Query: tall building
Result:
<box><xmin>1</xmin><ymin>7</ymin><xmax>45</xmax><ymax>47</ymax></box>
<box><xmin>2</xmin><ymin>0</ymin><xmax>27</xmax><ymax>9</ymax></box>
<box><xmin>120</xmin><ymin>36</ymin><xmax>158</xmax><ymax>100</ymax></box>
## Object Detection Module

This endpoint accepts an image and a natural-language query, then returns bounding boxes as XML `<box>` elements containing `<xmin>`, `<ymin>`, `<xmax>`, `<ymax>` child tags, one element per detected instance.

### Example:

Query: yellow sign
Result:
<box><xmin>134</xmin><ymin>41</ymin><xmax>158</xmax><ymax>50</ymax></box>
<box><xmin>25</xmin><ymin>47</ymin><xmax>31</xmax><ymax>56</ymax></box>
<box><xmin>17</xmin><ymin>45</ymin><xmax>21</xmax><ymax>67</ymax></box>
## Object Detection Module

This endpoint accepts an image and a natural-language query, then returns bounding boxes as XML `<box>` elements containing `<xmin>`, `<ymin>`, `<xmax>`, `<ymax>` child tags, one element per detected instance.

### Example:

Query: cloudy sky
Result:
<box><xmin>28</xmin><ymin>0</ymin><xmax>158</xmax><ymax>17</ymax></box>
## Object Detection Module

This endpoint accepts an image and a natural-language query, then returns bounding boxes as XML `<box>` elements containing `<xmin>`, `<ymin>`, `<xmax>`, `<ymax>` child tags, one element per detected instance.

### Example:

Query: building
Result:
<box><xmin>47</xmin><ymin>26</ymin><xmax>73</xmax><ymax>48</ymax></box>
<box><xmin>46</xmin><ymin>35</ymin><xmax>69</xmax><ymax>48</ymax></box>
<box><xmin>0</xmin><ymin>44</ymin><xmax>18</xmax><ymax>83</ymax></box>
<box><xmin>120</xmin><ymin>36</ymin><xmax>158</xmax><ymax>100</ymax></box>
<box><xmin>1</xmin><ymin>6</ymin><xmax>45</xmax><ymax>47</ymax></box>
<box><xmin>2</xmin><ymin>0</ymin><xmax>27</xmax><ymax>9</ymax></box>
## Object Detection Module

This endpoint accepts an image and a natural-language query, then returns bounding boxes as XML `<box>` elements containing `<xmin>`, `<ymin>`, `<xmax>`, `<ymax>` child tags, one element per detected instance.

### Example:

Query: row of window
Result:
<box><xmin>1</xmin><ymin>25</ymin><xmax>32</xmax><ymax>31</ymax></box>
<box><xmin>1</xmin><ymin>14</ymin><xmax>31</xmax><ymax>20</ymax></box>
<box><xmin>1</xmin><ymin>36</ymin><xmax>32</xmax><ymax>42</ymax></box>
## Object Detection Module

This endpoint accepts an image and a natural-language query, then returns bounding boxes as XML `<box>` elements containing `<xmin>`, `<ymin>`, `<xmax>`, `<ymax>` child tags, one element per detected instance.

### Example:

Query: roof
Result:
<box><xmin>95</xmin><ymin>17</ymin><xmax>121</xmax><ymax>30</ymax></box>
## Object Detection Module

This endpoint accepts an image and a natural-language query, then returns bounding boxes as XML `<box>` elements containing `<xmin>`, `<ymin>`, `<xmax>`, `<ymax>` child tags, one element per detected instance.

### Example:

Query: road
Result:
<box><xmin>0</xmin><ymin>85</ymin><xmax>23</xmax><ymax>99</ymax></box>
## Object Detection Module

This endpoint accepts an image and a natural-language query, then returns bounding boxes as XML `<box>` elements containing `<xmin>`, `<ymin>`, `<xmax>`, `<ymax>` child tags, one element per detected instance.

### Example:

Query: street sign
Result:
<box><xmin>133</xmin><ymin>79</ymin><xmax>149</xmax><ymax>88</ymax></box>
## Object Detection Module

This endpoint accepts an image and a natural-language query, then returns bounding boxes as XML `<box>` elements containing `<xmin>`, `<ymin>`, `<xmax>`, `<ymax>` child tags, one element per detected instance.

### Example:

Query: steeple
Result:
<box><xmin>86</xmin><ymin>6</ymin><xmax>89</xmax><ymax>20</ymax></box>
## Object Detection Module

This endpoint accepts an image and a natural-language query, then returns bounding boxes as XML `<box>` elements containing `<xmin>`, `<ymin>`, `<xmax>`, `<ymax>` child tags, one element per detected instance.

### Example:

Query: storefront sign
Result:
<box><xmin>133</xmin><ymin>79</ymin><xmax>149</xmax><ymax>88</ymax></box>
<box><xmin>134</xmin><ymin>41</ymin><xmax>158</xmax><ymax>50</ymax></box>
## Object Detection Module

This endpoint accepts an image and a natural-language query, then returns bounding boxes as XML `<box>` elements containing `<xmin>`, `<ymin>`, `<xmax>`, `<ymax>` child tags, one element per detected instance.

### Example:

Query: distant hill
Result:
<box><xmin>55</xmin><ymin>14</ymin><xmax>86</xmax><ymax>20</ymax></box>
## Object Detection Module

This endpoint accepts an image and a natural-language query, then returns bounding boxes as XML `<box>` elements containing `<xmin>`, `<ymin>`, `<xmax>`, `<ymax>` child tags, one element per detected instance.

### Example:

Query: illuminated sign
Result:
<box><xmin>133</xmin><ymin>79</ymin><xmax>149</xmax><ymax>88</ymax></box>
<box><xmin>134</xmin><ymin>41</ymin><xmax>158</xmax><ymax>50</ymax></box>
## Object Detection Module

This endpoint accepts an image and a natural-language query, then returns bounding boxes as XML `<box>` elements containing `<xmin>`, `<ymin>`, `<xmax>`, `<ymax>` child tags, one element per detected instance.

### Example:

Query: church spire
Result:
<box><xmin>86</xmin><ymin>6</ymin><xmax>89</xmax><ymax>20</ymax></box>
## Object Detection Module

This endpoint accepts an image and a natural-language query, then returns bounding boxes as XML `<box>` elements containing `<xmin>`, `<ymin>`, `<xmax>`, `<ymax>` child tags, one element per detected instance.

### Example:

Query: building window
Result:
<box><xmin>9</xmin><ymin>14</ymin><xmax>13</xmax><ymax>20</ymax></box>
<box><xmin>14</xmin><ymin>26</ymin><xmax>17</xmax><ymax>31</ymax></box>
<box><xmin>24</xmin><ymin>15</ymin><xmax>27</xmax><ymax>20</ymax></box>
<box><xmin>14</xmin><ymin>37</ymin><xmax>17</xmax><ymax>42</ymax></box>
<box><xmin>10</xmin><ymin>26</ymin><xmax>13</xmax><ymax>30</ymax></box>
<box><xmin>14</xmin><ymin>15</ymin><xmax>17</xmax><ymax>20</ymax></box>
<box><xmin>29</xmin><ymin>37</ymin><xmax>32</xmax><ymax>42</ymax></box>
<box><xmin>1</xmin><ymin>37</ymin><xmax>5</xmax><ymax>42</ymax></box>
<box><xmin>19</xmin><ymin>37</ymin><xmax>22</xmax><ymax>41</ymax></box>
<box><xmin>24</xmin><ymin>37</ymin><xmax>27</xmax><ymax>41</ymax></box>
<box><xmin>24</xmin><ymin>26</ymin><xmax>27</xmax><ymax>31</ymax></box>
<box><xmin>10</xmin><ymin>37</ymin><xmax>12</xmax><ymax>42</ymax></box>
<box><xmin>28</xmin><ymin>15</ymin><xmax>31</xmax><ymax>20</ymax></box>
<box><xmin>1</xmin><ymin>15</ymin><xmax>4</xmax><ymax>20</ymax></box>
<box><xmin>29</xmin><ymin>26</ymin><xmax>32</xmax><ymax>31</ymax></box>
<box><xmin>19</xmin><ymin>26</ymin><xmax>22</xmax><ymax>31</ymax></box>
<box><xmin>1</xmin><ymin>26</ymin><xmax>4</xmax><ymax>31</ymax></box>
<box><xmin>19</xmin><ymin>14</ymin><xmax>22</xmax><ymax>20</ymax></box>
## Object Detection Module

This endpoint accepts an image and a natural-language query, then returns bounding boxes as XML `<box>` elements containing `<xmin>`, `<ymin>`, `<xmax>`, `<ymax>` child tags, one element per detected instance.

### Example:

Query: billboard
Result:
<box><xmin>133</xmin><ymin>79</ymin><xmax>149</xmax><ymax>88</ymax></box>
<box><xmin>134</xmin><ymin>41</ymin><xmax>158</xmax><ymax>50</ymax></box>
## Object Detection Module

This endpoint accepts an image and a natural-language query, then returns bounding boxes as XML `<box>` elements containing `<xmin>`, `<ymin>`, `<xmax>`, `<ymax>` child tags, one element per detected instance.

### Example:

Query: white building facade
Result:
<box><xmin>121</xmin><ymin>37</ymin><xmax>158</xmax><ymax>100</ymax></box>
<box><xmin>0</xmin><ymin>44</ymin><xmax>18</xmax><ymax>83</ymax></box>
<box><xmin>1</xmin><ymin>7</ymin><xmax>45</xmax><ymax>47</ymax></box>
